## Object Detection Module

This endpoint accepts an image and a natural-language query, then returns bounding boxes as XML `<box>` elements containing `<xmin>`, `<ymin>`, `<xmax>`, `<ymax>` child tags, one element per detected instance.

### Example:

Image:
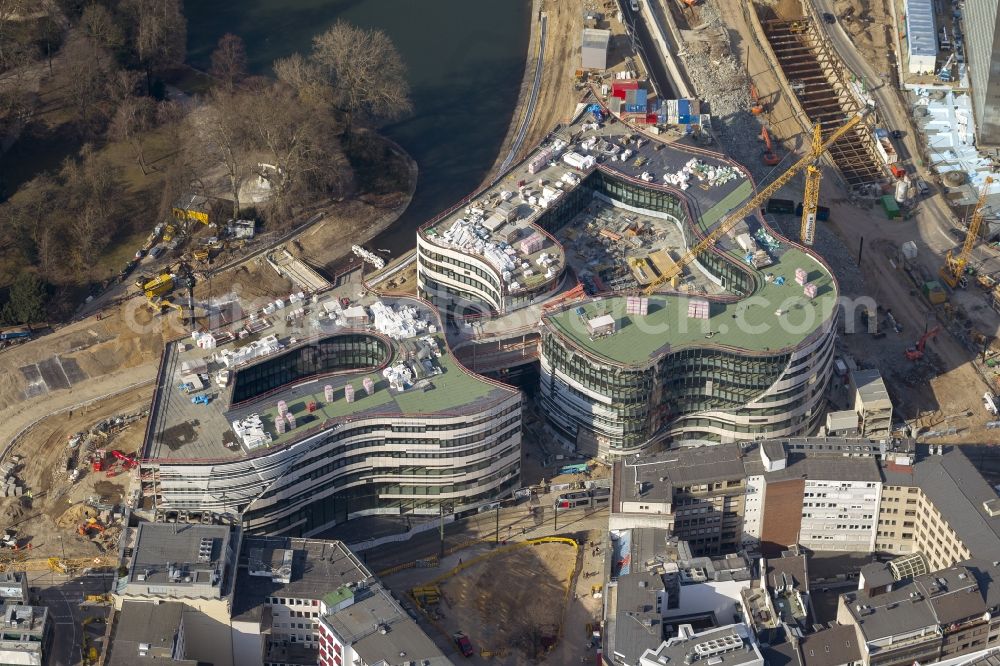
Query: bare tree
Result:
<box><xmin>110</xmin><ymin>95</ymin><xmax>156</xmax><ymax>174</ymax></box>
<box><xmin>61</xmin><ymin>33</ymin><xmax>117</xmax><ymax>136</ymax></box>
<box><xmin>125</xmin><ymin>0</ymin><xmax>187</xmax><ymax>90</ymax></box>
<box><xmin>310</xmin><ymin>20</ymin><xmax>412</xmax><ymax>135</ymax></box>
<box><xmin>209</xmin><ymin>33</ymin><xmax>248</xmax><ymax>93</ymax></box>
<box><xmin>0</xmin><ymin>0</ymin><xmax>29</xmax><ymax>69</ymax></box>
<box><xmin>243</xmin><ymin>81</ymin><xmax>346</xmax><ymax>216</ymax></box>
<box><xmin>193</xmin><ymin>91</ymin><xmax>254</xmax><ymax>219</ymax></box>
<box><xmin>273</xmin><ymin>53</ymin><xmax>332</xmax><ymax>108</ymax></box>
<box><xmin>80</xmin><ymin>3</ymin><xmax>125</xmax><ymax>52</ymax></box>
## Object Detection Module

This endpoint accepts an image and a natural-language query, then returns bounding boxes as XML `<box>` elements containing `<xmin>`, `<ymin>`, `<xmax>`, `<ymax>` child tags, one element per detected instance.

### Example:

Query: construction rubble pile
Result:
<box><xmin>664</xmin><ymin>158</ymin><xmax>744</xmax><ymax>189</ymax></box>
<box><xmin>370</xmin><ymin>301</ymin><xmax>434</xmax><ymax>340</ymax></box>
<box><xmin>0</xmin><ymin>457</ymin><xmax>26</xmax><ymax>498</ymax></box>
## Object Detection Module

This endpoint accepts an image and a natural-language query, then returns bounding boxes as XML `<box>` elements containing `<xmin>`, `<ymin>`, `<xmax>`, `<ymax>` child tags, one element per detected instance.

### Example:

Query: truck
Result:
<box><xmin>766</xmin><ymin>198</ymin><xmax>796</xmax><ymax>214</ymax></box>
<box><xmin>0</xmin><ymin>327</ymin><xmax>31</xmax><ymax>342</ymax></box>
<box><xmin>142</xmin><ymin>274</ymin><xmax>174</xmax><ymax>299</ymax></box>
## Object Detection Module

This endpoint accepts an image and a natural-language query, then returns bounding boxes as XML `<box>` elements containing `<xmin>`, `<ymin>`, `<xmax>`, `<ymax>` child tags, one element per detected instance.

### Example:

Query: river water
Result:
<box><xmin>184</xmin><ymin>0</ymin><xmax>531</xmax><ymax>256</ymax></box>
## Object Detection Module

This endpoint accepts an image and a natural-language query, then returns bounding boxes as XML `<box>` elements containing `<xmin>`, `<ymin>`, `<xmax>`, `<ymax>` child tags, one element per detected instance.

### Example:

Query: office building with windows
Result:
<box><xmin>139</xmin><ymin>296</ymin><xmax>521</xmax><ymax>536</ymax></box>
<box><xmin>417</xmin><ymin>95</ymin><xmax>839</xmax><ymax>456</ymax></box>
<box><xmin>965</xmin><ymin>0</ymin><xmax>1000</xmax><ymax>145</ymax></box>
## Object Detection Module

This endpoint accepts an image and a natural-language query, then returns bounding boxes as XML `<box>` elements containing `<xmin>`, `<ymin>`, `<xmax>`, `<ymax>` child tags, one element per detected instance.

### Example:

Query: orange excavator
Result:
<box><xmin>750</xmin><ymin>83</ymin><xmax>765</xmax><ymax>115</ymax></box>
<box><xmin>77</xmin><ymin>518</ymin><xmax>106</xmax><ymax>537</ymax></box>
<box><xmin>761</xmin><ymin>127</ymin><xmax>780</xmax><ymax>166</ymax></box>
<box><xmin>904</xmin><ymin>326</ymin><xmax>941</xmax><ymax>361</ymax></box>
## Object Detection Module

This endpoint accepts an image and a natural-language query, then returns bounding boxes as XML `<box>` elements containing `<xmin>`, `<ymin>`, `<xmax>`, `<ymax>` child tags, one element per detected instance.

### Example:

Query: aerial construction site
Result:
<box><xmin>2</xmin><ymin>1</ymin><xmax>1000</xmax><ymax>657</ymax></box>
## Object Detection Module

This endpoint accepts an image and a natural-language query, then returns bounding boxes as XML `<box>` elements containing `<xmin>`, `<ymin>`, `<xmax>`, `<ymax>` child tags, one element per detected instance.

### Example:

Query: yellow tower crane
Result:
<box><xmin>799</xmin><ymin>124</ymin><xmax>825</xmax><ymax>246</ymax></box>
<box><xmin>643</xmin><ymin>112</ymin><xmax>866</xmax><ymax>294</ymax></box>
<box><xmin>940</xmin><ymin>176</ymin><xmax>994</xmax><ymax>289</ymax></box>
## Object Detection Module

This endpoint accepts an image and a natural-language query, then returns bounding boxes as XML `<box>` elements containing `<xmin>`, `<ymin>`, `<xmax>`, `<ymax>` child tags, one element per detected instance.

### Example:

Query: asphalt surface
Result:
<box><xmin>28</xmin><ymin>571</ymin><xmax>115</xmax><ymax>666</ymax></box>
<box><xmin>621</xmin><ymin>0</ymin><xmax>676</xmax><ymax>99</ymax></box>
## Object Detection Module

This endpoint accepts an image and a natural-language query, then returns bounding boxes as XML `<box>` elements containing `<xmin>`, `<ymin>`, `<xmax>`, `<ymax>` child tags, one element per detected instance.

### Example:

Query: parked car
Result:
<box><xmin>453</xmin><ymin>632</ymin><xmax>474</xmax><ymax>658</ymax></box>
<box><xmin>891</xmin><ymin>129</ymin><xmax>903</xmax><ymax>139</ymax></box>
<box><xmin>822</xmin><ymin>12</ymin><xmax>836</xmax><ymax>23</ymax></box>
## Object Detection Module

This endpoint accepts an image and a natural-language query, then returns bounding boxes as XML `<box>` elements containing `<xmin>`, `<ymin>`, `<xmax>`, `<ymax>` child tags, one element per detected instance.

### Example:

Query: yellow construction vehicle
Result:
<box><xmin>940</xmin><ymin>177</ymin><xmax>994</xmax><ymax>289</ymax></box>
<box><xmin>162</xmin><ymin>224</ymin><xmax>176</xmax><ymax>242</ymax></box>
<box><xmin>193</xmin><ymin>248</ymin><xmax>210</xmax><ymax>263</ymax></box>
<box><xmin>141</xmin><ymin>274</ymin><xmax>174</xmax><ymax>299</ymax></box>
<box><xmin>84</xmin><ymin>593</ymin><xmax>112</xmax><ymax>604</ymax></box>
<box><xmin>644</xmin><ymin>113</ymin><xmax>866</xmax><ymax>294</ymax></box>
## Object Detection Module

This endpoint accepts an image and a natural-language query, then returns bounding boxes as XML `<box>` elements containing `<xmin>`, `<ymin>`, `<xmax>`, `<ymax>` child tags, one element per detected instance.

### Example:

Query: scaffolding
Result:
<box><xmin>762</xmin><ymin>18</ymin><xmax>885</xmax><ymax>189</ymax></box>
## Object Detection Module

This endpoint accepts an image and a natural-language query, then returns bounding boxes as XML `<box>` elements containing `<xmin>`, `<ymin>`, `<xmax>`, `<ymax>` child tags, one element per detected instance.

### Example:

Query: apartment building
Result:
<box><xmin>838</xmin><ymin>560</ymin><xmax>1000</xmax><ymax>666</ymax></box>
<box><xmin>636</xmin><ymin>624</ymin><xmax>763</xmax><ymax>666</ymax></box>
<box><xmin>604</xmin><ymin>528</ymin><xmax>753</xmax><ymax>666</ymax></box>
<box><xmin>611</xmin><ymin>438</ymin><xmax>884</xmax><ymax>556</ymax></box>
<box><xmin>0</xmin><ymin>604</ymin><xmax>50</xmax><ymax>666</ymax></box>
<box><xmin>610</xmin><ymin>442</ymin><xmax>749</xmax><ymax>553</ymax></box>
<box><xmin>115</xmin><ymin>522</ymin><xmax>240</xmax><ymax>619</ymax></box>
<box><xmin>317</xmin><ymin>583</ymin><xmax>450</xmax><ymax>666</ymax></box>
<box><xmin>875</xmin><ymin>445</ymin><xmax>1000</xmax><ymax>571</ymax></box>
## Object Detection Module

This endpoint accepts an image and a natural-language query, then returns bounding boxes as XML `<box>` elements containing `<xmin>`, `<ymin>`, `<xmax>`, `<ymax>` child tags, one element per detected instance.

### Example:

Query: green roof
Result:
<box><xmin>546</xmin><ymin>246</ymin><xmax>836</xmax><ymax>366</ymax></box>
<box><xmin>697</xmin><ymin>180</ymin><xmax>754</xmax><ymax>233</ymax></box>
<box><xmin>250</xmin><ymin>343</ymin><xmax>507</xmax><ymax>448</ymax></box>
<box><xmin>323</xmin><ymin>585</ymin><xmax>354</xmax><ymax>608</ymax></box>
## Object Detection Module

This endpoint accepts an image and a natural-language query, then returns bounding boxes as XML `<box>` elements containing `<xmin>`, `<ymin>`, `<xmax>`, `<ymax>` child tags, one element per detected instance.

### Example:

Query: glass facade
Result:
<box><xmin>231</xmin><ymin>334</ymin><xmax>390</xmax><ymax>405</ymax></box>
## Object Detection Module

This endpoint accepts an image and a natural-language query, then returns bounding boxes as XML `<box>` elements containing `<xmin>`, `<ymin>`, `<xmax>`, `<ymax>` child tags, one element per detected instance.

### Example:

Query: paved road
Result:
<box><xmin>28</xmin><ymin>572</ymin><xmax>114</xmax><ymax>666</ymax></box>
<box><xmin>621</xmin><ymin>0</ymin><xmax>675</xmax><ymax>99</ymax></box>
<box><xmin>498</xmin><ymin>14</ymin><xmax>547</xmax><ymax>174</ymax></box>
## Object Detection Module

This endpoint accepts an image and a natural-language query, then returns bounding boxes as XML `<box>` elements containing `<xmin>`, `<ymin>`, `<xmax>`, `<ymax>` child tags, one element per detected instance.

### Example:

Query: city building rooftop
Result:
<box><xmin>231</xmin><ymin>537</ymin><xmax>373</xmax><ymax>622</ymax></box>
<box><xmin>0</xmin><ymin>604</ymin><xmax>46</xmax><ymax>634</ymax></box>
<box><xmin>798</xmin><ymin>624</ymin><xmax>862</xmax><ymax>666</ymax></box>
<box><xmin>143</xmin><ymin>295</ymin><xmax>516</xmax><ymax>462</ymax></box>
<box><xmin>123</xmin><ymin>523</ymin><xmax>235</xmax><ymax>599</ymax></box>
<box><xmin>843</xmin><ymin>560</ymin><xmax>1000</xmax><ymax>642</ymax></box>
<box><xmin>544</xmin><ymin>242</ymin><xmax>835</xmax><ymax>366</ymax></box>
<box><xmin>107</xmin><ymin>601</ymin><xmax>189</xmax><ymax>666</ymax></box>
<box><xmin>882</xmin><ymin>445</ymin><xmax>1000</xmax><ymax>560</ymax></box>
<box><xmin>323</xmin><ymin>584</ymin><xmax>451</xmax><ymax>666</ymax></box>
<box><xmin>638</xmin><ymin>624</ymin><xmax>763</xmax><ymax>666</ymax></box>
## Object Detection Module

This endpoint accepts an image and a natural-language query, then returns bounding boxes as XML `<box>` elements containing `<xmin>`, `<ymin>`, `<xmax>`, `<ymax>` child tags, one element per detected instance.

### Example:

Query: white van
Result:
<box><xmin>630</xmin><ymin>0</ymin><xmax>639</xmax><ymax>12</ymax></box>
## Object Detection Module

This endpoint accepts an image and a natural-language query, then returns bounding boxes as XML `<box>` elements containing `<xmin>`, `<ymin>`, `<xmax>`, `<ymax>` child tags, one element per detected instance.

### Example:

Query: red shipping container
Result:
<box><xmin>646</xmin><ymin>113</ymin><xmax>659</xmax><ymax>124</ymax></box>
<box><xmin>612</xmin><ymin>79</ymin><xmax>640</xmax><ymax>93</ymax></box>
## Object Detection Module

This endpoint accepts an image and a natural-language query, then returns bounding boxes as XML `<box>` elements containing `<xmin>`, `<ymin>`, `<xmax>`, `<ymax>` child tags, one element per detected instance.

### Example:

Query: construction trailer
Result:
<box><xmin>581</xmin><ymin>28</ymin><xmax>611</xmax><ymax>70</ymax></box>
<box><xmin>142</xmin><ymin>274</ymin><xmax>174</xmax><ymax>299</ymax></box>
<box><xmin>171</xmin><ymin>194</ymin><xmax>212</xmax><ymax>226</ymax></box>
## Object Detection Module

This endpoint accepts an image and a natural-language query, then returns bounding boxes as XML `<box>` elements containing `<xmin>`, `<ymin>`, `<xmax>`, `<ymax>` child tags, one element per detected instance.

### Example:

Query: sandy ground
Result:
<box><xmin>1</xmin><ymin>386</ymin><xmax>153</xmax><ymax>560</ymax></box>
<box><xmin>489</xmin><ymin>0</ymin><xmax>583</xmax><ymax>179</ymax></box>
<box><xmin>437</xmin><ymin>542</ymin><xmax>575</xmax><ymax>661</ymax></box>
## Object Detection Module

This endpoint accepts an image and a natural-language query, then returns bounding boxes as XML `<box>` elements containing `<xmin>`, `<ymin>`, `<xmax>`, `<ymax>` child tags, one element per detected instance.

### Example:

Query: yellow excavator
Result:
<box><xmin>644</xmin><ymin>112</ymin><xmax>866</xmax><ymax>294</ymax></box>
<box><xmin>940</xmin><ymin>176</ymin><xmax>993</xmax><ymax>289</ymax></box>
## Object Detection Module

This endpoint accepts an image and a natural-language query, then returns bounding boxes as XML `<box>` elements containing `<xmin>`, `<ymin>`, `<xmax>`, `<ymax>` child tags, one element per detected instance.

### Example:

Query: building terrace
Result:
<box><xmin>142</xmin><ymin>295</ymin><xmax>517</xmax><ymax>462</ymax></box>
<box><xmin>542</xmin><ymin>242</ymin><xmax>835</xmax><ymax>366</ymax></box>
<box><xmin>417</xmin><ymin>93</ymin><xmax>753</xmax><ymax>303</ymax></box>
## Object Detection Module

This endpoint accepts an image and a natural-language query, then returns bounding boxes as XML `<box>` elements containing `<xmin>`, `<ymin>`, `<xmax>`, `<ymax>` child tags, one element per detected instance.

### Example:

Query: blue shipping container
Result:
<box><xmin>678</xmin><ymin>99</ymin><xmax>690</xmax><ymax>115</ymax></box>
<box><xmin>626</xmin><ymin>104</ymin><xmax>647</xmax><ymax>113</ymax></box>
<box><xmin>678</xmin><ymin>114</ymin><xmax>691</xmax><ymax>124</ymax></box>
<box><xmin>634</xmin><ymin>89</ymin><xmax>648</xmax><ymax>105</ymax></box>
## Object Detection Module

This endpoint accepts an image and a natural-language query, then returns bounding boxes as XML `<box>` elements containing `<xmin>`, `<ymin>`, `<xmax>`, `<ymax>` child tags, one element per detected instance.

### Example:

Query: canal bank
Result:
<box><xmin>184</xmin><ymin>0</ymin><xmax>532</xmax><ymax>259</ymax></box>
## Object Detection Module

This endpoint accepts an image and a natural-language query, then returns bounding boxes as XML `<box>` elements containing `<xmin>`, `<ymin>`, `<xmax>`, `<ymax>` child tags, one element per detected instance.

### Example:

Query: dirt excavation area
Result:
<box><xmin>1</xmin><ymin>385</ymin><xmax>152</xmax><ymax>562</ymax></box>
<box><xmin>427</xmin><ymin>542</ymin><xmax>577</xmax><ymax>663</ymax></box>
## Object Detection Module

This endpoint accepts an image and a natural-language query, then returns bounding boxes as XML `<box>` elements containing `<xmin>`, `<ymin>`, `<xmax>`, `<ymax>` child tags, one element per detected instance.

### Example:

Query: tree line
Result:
<box><xmin>0</xmin><ymin>1</ymin><xmax>412</xmax><ymax>324</ymax></box>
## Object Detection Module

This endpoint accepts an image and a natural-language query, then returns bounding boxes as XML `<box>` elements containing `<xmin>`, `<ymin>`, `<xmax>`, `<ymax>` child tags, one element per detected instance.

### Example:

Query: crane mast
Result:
<box><xmin>643</xmin><ymin>113</ymin><xmax>864</xmax><ymax>295</ymax></box>
<box><xmin>940</xmin><ymin>176</ymin><xmax>994</xmax><ymax>289</ymax></box>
